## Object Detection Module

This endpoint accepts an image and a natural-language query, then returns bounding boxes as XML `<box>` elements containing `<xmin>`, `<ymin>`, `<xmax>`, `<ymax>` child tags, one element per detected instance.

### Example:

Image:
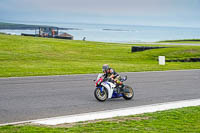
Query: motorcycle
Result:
<box><xmin>94</xmin><ymin>74</ymin><xmax>134</xmax><ymax>102</ymax></box>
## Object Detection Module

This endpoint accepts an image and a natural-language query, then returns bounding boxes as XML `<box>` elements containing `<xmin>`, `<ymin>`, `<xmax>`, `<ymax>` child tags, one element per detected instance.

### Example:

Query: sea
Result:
<box><xmin>1</xmin><ymin>22</ymin><xmax>200</xmax><ymax>43</ymax></box>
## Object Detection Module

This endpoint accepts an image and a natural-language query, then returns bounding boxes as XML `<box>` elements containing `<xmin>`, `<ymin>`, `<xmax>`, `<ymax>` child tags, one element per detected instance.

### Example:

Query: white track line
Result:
<box><xmin>32</xmin><ymin>98</ymin><xmax>200</xmax><ymax>125</ymax></box>
<box><xmin>1</xmin><ymin>98</ymin><xmax>200</xmax><ymax>126</ymax></box>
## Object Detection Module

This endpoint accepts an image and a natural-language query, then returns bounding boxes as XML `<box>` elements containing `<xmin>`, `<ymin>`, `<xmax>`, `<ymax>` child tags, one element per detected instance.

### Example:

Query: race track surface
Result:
<box><xmin>0</xmin><ymin>70</ymin><xmax>200</xmax><ymax>124</ymax></box>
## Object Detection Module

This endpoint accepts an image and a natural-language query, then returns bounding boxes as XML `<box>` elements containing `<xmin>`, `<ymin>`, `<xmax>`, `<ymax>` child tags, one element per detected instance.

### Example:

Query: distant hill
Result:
<box><xmin>0</xmin><ymin>22</ymin><xmax>58</xmax><ymax>30</ymax></box>
<box><xmin>0</xmin><ymin>22</ymin><xmax>80</xmax><ymax>30</ymax></box>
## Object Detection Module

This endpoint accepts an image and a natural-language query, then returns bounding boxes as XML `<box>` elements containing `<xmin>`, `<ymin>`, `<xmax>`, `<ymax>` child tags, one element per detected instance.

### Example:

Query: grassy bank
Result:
<box><xmin>0</xmin><ymin>34</ymin><xmax>200</xmax><ymax>77</ymax></box>
<box><xmin>0</xmin><ymin>106</ymin><xmax>200</xmax><ymax>133</ymax></box>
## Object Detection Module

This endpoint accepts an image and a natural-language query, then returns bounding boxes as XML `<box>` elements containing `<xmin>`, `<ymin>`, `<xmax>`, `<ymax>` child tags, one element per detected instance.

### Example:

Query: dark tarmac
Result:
<box><xmin>0</xmin><ymin>70</ymin><xmax>200</xmax><ymax>124</ymax></box>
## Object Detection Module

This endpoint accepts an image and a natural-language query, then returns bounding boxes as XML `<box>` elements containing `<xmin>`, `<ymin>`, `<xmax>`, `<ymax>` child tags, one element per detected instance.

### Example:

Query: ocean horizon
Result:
<box><xmin>1</xmin><ymin>22</ymin><xmax>200</xmax><ymax>43</ymax></box>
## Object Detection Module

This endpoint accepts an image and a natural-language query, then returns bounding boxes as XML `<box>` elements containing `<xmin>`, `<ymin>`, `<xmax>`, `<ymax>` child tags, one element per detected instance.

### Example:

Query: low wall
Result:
<box><xmin>166</xmin><ymin>58</ymin><xmax>200</xmax><ymax>62</ymax></box>
<box><xmin>131</xmin><ymin>46</ymin><xmax>166</xmax><ymax>52</ymax></box>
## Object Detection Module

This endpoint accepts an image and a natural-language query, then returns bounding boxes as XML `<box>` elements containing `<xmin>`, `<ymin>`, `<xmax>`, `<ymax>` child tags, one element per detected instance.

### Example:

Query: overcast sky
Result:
<box><xmin>1</xmin><ymin>0</ymin><xmax>200</xmax><ymax>27</ymax></box>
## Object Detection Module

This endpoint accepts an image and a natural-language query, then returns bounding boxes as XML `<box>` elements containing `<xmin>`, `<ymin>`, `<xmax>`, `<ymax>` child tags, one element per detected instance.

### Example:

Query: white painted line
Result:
<box><xmin>32</xmin><ymin>98</ymin><xmax>200</xmax><ymax>125</ymax></box>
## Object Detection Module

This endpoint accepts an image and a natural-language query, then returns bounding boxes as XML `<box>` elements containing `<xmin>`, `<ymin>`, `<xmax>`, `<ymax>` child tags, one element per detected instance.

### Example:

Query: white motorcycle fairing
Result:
<box><xmin>101</xmin><ymin>81</ymin><xmax>116</xmax><ymax>98</ymax></box>
<box><xmin>94</xmin><ymin>73</ymin><xmax>134</xmax><ymax>101</ymax></box>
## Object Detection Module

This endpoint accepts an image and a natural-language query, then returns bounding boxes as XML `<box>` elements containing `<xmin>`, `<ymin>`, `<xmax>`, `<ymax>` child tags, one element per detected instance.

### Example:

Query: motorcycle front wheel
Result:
<box><xmin>94</xmin><ymin>87</ymin><xmax>108</xmax><ymax>102</ymax></box>
<box><xmin>123</xmin><ymin>85</ymin><xmax>134</xmax><ymax>100</ymax></box>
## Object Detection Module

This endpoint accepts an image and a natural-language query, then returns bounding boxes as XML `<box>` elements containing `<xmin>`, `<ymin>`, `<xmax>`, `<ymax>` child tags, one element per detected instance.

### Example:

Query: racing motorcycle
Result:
<box><xmin>94</xmin><ymin>74</ymin><xmax>134</xmax><ymax>102</ymax></box>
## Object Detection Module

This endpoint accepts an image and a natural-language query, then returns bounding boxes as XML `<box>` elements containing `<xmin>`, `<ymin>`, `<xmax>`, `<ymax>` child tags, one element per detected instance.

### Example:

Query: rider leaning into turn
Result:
<box><xmin>102</xmin><ymin>64</ymin><xmax>124</xmax><ymax>91</ymax></box>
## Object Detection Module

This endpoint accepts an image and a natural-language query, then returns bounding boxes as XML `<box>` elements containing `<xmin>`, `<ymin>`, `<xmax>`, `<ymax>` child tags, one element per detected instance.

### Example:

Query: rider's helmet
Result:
<box><xmin>102</xmin><ymin>64</ymin><xmax>109</xmax><ymax>72</ymax></box>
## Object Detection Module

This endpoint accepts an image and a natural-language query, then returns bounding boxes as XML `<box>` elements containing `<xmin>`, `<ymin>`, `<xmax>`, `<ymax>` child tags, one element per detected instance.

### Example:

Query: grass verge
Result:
<box><xmin>0</xmin><ymin>34</ymin><xmax>200</xmax><ymax>77</ymax></box>
<box><xmin>0</xmin><ymin>106</ymin><xmax>200</xmax><ymax>133</ymax></box>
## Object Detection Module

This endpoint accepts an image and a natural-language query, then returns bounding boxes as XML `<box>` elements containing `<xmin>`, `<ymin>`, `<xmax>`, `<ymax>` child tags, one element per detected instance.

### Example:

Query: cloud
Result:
<box><xmin>0</xmin><ymin>0</ymin><xmax>200</xmax><ymax>27</ymax></box>
<box><xmin>2</xmin><ymin>0</ymin><xmax>197</xmax><ymax>16</ymax></box>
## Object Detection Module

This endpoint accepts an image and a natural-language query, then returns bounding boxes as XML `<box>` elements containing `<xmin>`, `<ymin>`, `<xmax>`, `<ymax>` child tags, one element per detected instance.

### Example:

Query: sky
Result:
<box><xmin>0</xmin><ymin>0</ymin><xmax>200</xmax><ymax>27</ymax></box>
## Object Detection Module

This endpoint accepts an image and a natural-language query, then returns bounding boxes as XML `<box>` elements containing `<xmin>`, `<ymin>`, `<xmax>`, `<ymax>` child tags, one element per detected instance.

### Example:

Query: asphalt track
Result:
<box><xmin>133</xmin><ymin>42</ymin><xmax>200</xmax><ymax>46</ymax></box>
<box><xmin>0</xmin><ymin>70</ymin><xmax>200</xmax><ymax>124</ymax></box>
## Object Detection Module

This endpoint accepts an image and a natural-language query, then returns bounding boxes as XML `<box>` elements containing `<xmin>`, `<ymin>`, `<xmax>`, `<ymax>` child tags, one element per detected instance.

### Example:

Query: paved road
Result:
<box><xmin>0</xmin><ymin>70</ymin><xmax>200</xmax><ymax>124</ymax></box>
<box><xmin>132</xmin><ymin>42</ymin><xmax>200</xmax><ymax>46</ymax></box>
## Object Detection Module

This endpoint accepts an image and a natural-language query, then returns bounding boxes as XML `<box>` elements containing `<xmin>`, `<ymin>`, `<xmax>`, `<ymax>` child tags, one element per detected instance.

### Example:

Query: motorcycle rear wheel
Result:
<box><xmin>123</xmin><ymin>85</ymin><xmax>134</xmax><ymax>100</ymax></box>
<box><xmin>94</xmin><ymin>87</ymin><xmax>108</xmax><ymax>102</ymax></box>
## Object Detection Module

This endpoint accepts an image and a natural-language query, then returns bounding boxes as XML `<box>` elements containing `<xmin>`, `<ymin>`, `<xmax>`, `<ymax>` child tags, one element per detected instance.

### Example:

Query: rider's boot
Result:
<box><xmin>115</xmin><ymin>80</ymin><xmax>124</xmax><ymax>93</ymax></box>
<box><xmin>115</xmin><ymin>84</ymin><xmax>121</xmax><ymax>93</ymax></box>
<box><xmin>117</xmin><ymin>81</ymin><xmax>124</xmax><ymax>93</ymax></box>
<box><xmin>119</xmin><ymin>84</ymin><xmax>125</xmax><ymax>93</ymax></box>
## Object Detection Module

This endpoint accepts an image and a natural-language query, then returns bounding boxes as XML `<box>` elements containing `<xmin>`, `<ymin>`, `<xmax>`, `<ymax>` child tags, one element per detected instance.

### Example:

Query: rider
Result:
<box><xmin>102</xmin><ymin>64</ymin><xmax>124</xmax><ymax>92</ymax></box>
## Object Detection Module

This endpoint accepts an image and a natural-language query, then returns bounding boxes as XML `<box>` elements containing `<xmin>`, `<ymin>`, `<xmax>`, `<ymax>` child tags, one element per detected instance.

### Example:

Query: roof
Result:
<box><xmin>59</xmin><ymin>32</ymin><xmax>73</xmax><ymax>37</ymax></box>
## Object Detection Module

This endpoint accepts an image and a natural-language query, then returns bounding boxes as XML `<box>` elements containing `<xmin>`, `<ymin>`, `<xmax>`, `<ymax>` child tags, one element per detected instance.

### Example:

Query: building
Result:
<box><xmin>22</xmin><ymin>27</ymin><xmax>73</xmax><ymax>40</ymax></box>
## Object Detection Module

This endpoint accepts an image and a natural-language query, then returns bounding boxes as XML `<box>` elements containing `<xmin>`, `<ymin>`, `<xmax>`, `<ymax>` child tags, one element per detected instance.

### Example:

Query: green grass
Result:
<box><xmin>0</xmin><ymin>34</ymin><xmax>200</xmax><ymax>77</ymax></box>
<box><xmin>0</xmin><ymin>106</ymin><xmax>200</xmax><ymax>133</ymax></box>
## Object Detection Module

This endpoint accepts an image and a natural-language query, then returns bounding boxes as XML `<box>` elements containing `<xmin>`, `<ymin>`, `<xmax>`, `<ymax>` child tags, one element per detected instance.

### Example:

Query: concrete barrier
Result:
<box><xmin>131</xmin><ymin>46</ymin><xmax>166</xmax><ymax>52</ymax></box>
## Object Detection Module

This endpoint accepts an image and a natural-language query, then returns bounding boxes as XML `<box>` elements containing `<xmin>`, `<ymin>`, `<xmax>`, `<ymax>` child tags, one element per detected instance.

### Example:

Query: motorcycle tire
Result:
<box><xmin>123</xmin><ymin>85</ymin><xmax>134</xmax><ymax>100</ymax></box>
<box><xmin>94</xmin><ymin>87</ymin><xmax>108</xmax><ymax>102</ymax></box>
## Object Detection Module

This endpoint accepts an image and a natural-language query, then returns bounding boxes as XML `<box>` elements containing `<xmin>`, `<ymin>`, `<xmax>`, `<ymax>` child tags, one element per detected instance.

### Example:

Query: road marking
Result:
<box><xmin>32</xmin><ymin>98</ymin><xmax>200</xmax><ymax>125</ymax></box>
<box><xmin>0</xmin><ymin>98</ymin><xmax>200</xmax><ymax>126</ymax></box>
